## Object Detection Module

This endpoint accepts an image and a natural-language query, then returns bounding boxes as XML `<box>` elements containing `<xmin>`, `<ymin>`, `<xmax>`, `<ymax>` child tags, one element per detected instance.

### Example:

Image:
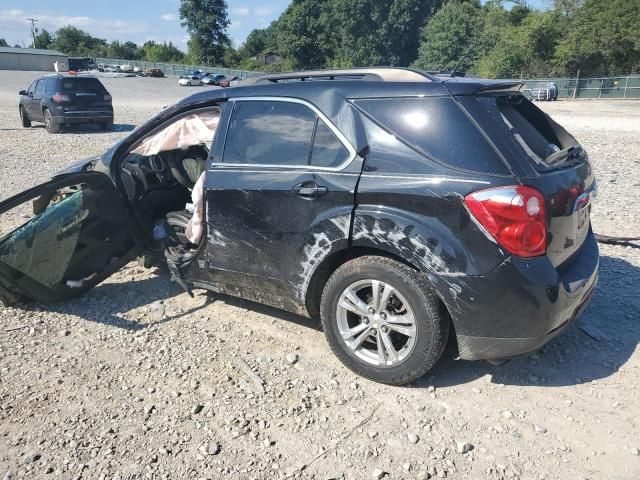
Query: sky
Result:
<box><xmin>0</xmin><ymin>0</ymin><xmax>548</xmax><ymax>51</ymax></box>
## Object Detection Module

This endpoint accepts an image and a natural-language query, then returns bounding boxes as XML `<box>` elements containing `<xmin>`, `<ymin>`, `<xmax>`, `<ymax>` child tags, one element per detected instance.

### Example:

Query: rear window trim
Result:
<box><xmin>350</xmin><ymin>96</ymin><xmax>515</xmax><ymax>178</ymax></box>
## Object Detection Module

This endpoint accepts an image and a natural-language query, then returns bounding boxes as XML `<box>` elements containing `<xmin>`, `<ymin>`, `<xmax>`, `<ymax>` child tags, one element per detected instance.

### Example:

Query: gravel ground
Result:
<box><xmin>0</xmin><ymin>71</ymin><xmax>638</xmax><ymax>480</ymax></box>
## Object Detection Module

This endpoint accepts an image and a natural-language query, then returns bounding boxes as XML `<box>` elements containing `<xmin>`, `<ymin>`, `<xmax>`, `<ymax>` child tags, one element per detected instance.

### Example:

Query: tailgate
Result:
<box><xmin>60</xmin><ymin>77</ymin><xmax>111</xmax><ymax>110</ymax></box>
<box><xmin>523</xmin><ymin>160</ymin><xmax>596</xmax><ymax>267</ymax></box>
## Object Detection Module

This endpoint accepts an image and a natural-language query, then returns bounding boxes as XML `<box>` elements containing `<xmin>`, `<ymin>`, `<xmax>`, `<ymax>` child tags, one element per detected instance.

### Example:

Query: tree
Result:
<box><xmin>0</xmin><ymin>38</ymin><xmax>9</xmax><ymax>47</ymax></box>
<box><xmin>142</xmin><ymin>41</ymin><xmax>185</xmax><ymax>63</ymax></box>
<box><xmin>550</xmin><ymin>0</ymin><xmax>583</xmax><ymax>17</ymax></box>
<box><xmin>109</xmin><ymin>41</ymin><xmax>141</xmax><ymax>60</ymax></box>
<box><xmin>179</xmin><ymin>0</ymin><xmax>230</xmax><ymax>65</ymax></box>
<box><xmin>476</xmin><ymin>10</ymin><xmax>566</xmax><ymax>78</ymax></box>
<box><xmin>553</xmin><ymin>0</ymin><xmax>640</xmax><ymax>75</ymax></box>
<box><xmin>51</xmin><ymin>26</ymin><xmax>108</xmax><ymax>56</ymax></box>
<box><xmin>413</xmin><ymin>0</ymin><xmax>484</xmax><ymax>72</ymax></box>
<box><xmin>275</xmin><ymin>0</ymin><xmax>334</xmax><ymax>69</ymax></box>
<box><xmin>32</xmin><ymin>29</ymin><xmax>53</xmax><ymax>49</ymax></box>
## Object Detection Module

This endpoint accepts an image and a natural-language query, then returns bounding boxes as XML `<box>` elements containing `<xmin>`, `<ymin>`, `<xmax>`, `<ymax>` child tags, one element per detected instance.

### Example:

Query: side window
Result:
<box><xmin>35</xmin><ymin>80</ymin><xmax>46</xmax><ymax>96</ymax></box>
<box><xmin>310</xmin><ymin>121</ymin><xmax>350</xmax><ymax>168</ymax></box>
<box><xmin>27</xmin><ymin>80</ymin><xmax>38</xmax><ymax>94</ymax></box>
<box><xmin>223</xmin><ymin>100</ymin><xmax>316</xmax><ymax>166</ymax></box>
<box><xmin>355</xmin><ymin>97</ymin><xmax>508</xmax><ymax>175</ymax></box>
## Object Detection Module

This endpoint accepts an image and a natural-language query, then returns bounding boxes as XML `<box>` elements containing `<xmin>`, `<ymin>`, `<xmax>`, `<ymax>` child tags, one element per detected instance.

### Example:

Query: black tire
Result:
<box><xmin>43</xmin><ymin>109</ymin><xmax>60</xmax><ymax>134</ymax></box>
<box><xmin>19</xmin><ymin>106</ymin><xmax>31</xmax><ymax>128</ymax></box>
<box><xmin>320</xmin><ymin>256</ymin><xmax>449</xmax><ymax>385</ymax></box>
<box><xmin>101</xmin><ymin>120</ymin><xmax>114</xmax><ymax>131</ymax></box>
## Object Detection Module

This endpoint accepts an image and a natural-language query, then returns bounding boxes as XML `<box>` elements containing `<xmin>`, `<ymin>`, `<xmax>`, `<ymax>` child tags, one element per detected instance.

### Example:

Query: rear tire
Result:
<box><xmin>19</xmin><ymin>106</ymin><xmax>31</xmax><ymax>128</ymax></box>
<box><xmin>320</xmin><ymin>256</ymin><xmax>449</xmax><ymax>385</ymax></box>
<box><xmin>43</xmin><ymin>109</ymin><xmax>60</xmax><ymax>134</ymax></box>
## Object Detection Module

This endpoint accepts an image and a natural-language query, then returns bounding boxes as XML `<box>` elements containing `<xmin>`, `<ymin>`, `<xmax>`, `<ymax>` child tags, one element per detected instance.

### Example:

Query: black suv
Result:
<box><xmin>18</xmin><ymin>74</ymin><xmax>114</xmax><ymax>133</ymax></box>
<box><xmin>0</xmin><ymin>68</ymin><xmax>598</xmax><ymax>385</ymax></box>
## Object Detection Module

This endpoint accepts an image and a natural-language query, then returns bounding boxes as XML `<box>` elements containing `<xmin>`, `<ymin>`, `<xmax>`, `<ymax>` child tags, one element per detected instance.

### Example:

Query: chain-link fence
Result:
<box><xmin>94</xmin><ymin>57</ymin><xmax>261</xmax><ymax>79</ymax></box>
<box><xmin>95</xmin><ymin>58</ymin><xmax>640</xmax><ymax>99</ymax></box>
<box><xmin>519</xmin><ymin>75</ymin><xmax>640</xmax><ymax>99</ymax></box>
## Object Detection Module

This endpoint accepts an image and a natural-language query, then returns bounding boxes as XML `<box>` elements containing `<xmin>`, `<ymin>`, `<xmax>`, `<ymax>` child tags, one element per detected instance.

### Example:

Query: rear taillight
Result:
<box><xmin>103</xmin><ymin>94</ymin><xmax>112</xmax><ymax>102</ymax></box>
<box><xmin>464</xmin><ymin>186</ymin><xmax>547</xmax><ymax>257</ymax></box>
<box><xmin>51</xmin><ymin>93</ymin><xmax>70</xmax><ymax>102</ymax></box>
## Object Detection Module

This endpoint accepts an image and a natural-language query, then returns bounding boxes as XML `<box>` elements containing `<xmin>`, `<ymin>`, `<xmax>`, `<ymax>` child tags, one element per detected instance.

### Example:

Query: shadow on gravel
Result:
<box><xmin>63</xmin><ymin>123</ymin><xmax>136</xmax><ymax>134</ymax></box>
<box><xmin>45</xmin><ymin>274</ymin><xmax>185</xmax><ymax>331</ymax></box>
<box><xmin>43</xmin><ymin>272</ymin><xmax>320</xmax><ymax>332</ymax></box>
<box><xmin>416</xmin><ymin>254</ymin><xmax>640</xmax><ymax>389</ymax></box>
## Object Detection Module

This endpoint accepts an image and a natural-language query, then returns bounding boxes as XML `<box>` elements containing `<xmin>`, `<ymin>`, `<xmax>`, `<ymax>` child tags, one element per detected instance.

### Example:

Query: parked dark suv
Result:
<box><xmin>0</xmin><ymin>68</ymin><xmax>598</xmax><ymax>385</ymax></box>
<box><xmin>18</xmin><ymin>74</ymin><xmax>114</xmax><ymax>133</ymax></box>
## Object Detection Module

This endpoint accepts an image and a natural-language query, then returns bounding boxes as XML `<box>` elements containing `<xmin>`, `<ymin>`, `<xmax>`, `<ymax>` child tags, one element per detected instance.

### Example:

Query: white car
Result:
<box><xmin>179</xmin><ymin>75</ymin><xmax>203</xmax><ymax>86</ymax></box>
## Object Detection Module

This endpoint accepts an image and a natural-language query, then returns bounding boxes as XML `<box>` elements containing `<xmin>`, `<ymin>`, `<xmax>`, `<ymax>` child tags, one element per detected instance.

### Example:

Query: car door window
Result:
<box><xmin>0</xmin><ymin>175</ymin><xmax>138</xmax><ymax>299</ymax></box>
<box><xmin>223</xmin><ymin>100</ymin><xmax>316</xmax><ymax>166</ymax></box>
<box><xmin>310</xmin><ymin>120</ymin><xmax>350</xmax><ymax>168</ymax></box>
<box><xmin>27</xmin><ymin>80</ymin><xmax>38</xmax><ymax>95</ymax></box>
<box><xmin>35</xmin><ymin>80</ymin><xmax>46</xmax><ymax>96</ymax></box>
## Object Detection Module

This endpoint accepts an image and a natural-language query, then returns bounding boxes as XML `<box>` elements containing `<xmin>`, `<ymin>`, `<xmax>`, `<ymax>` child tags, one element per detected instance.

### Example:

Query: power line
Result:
<box><xmin>27</xmin><ymin>18</ymin><xmax>38</xmax><ymax>47</ymax></box>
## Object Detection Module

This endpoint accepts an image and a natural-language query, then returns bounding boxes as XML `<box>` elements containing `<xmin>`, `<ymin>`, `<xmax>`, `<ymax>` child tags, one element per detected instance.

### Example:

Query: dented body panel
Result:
<box><xmin>0</xmin><ymin>70</ymin><xmax>600</xmax><ymax>365</ymax></box>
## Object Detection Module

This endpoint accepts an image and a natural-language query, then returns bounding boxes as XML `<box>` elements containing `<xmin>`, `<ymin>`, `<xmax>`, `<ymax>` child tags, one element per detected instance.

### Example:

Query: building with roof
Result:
<box><xmin>0</xmin><ymin>47</ymin><xmax>68</xmax><ymax>72</ymax></box>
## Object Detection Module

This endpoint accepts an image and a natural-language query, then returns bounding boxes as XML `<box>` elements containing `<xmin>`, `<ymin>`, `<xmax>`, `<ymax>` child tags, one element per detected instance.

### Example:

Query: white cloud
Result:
<box><xmin>232</xmin><ymin>7</ymin><xmax>251</xmax><ymax>16</ymax></box>
<box><xmin>160</xmin><ymin>13</ymin><xmax>177</xmax><ymax>22</ymax></box>
<box><xmin>0</xmin><ymin>9</ymin><xmax>148</xmax><ymax>36</ymax></box>
<box><xmin>254</xmin><ymin>7</ymin><xmax>273</xmax><ymax>17</ymax></box>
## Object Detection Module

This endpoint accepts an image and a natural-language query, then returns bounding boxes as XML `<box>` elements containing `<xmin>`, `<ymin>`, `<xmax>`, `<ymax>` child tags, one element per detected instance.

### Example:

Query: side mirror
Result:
<box><xmin>18</xmin><ymin>90</ymin><xmax>26</xmax><ymax>96</ymax></box>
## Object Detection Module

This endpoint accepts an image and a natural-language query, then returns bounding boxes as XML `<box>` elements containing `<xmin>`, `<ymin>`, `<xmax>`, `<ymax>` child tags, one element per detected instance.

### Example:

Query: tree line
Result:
<box><xmin>2</xmin><ymin>0</ymin><xmax>638</xmax><ymax>78</ymax></box>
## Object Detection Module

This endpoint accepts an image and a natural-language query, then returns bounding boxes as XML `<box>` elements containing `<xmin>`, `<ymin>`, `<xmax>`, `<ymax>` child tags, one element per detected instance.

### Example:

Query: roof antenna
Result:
<box><xmin>449</xmin><ymin>38</ymin><xmax>479</xmax><ymax>77</ymax></box>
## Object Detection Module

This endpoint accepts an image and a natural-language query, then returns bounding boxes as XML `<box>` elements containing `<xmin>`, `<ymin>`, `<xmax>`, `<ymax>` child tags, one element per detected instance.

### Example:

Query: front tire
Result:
<box><xmin>19</xmin><ymin>106</ymin><xmax>31</xmax><ymax>127</ymax></box>
<box><xmin>320</xmin><ymin>256</ymin><xmax>449</xmax><ymax>385</ymax></box>
<box><xmin>43</xmin><ymin>109</ymin><xmax>60</xmax><ymax>134</ymax></box>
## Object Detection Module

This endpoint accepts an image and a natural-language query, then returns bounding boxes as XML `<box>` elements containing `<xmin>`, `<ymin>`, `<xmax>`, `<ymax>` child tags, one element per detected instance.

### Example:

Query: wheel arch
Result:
<box><xmin>304</xmin><ymin>246</ymin><xmax>456</xmax><ymax>344</ymax></box>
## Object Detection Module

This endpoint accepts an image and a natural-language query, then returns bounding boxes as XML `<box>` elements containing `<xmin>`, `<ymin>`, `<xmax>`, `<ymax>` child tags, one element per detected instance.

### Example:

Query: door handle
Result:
<box><xmin>294</xmin><ymin>182</ymin><xmax>328</xmax><ymax>198</ymax></box>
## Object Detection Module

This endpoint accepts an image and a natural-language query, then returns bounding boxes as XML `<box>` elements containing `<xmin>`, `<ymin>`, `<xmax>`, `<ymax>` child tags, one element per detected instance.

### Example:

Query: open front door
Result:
<box><xmin>0</xmin><ymin>172</ymin><xmax>143</xmax><ymax>305</ymax></box>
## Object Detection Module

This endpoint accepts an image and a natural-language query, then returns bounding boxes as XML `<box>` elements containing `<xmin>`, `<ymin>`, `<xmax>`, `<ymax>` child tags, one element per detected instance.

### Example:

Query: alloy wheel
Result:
<box><xmin>336</xmin><ymin>279</ymin><xmax>417</xmax><ymax>367</ymax></box>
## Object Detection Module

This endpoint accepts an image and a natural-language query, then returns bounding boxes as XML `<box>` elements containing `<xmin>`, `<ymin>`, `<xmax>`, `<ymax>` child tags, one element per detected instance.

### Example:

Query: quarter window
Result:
<box><xmin>223</xmin><ymin>100</ymin><xmax>316</xmax><ymax>166</ymax></box>
<box><xmin>355</xmin><ymin>97</ymin><xmax>508</xmax><ymax>175</ymax></box>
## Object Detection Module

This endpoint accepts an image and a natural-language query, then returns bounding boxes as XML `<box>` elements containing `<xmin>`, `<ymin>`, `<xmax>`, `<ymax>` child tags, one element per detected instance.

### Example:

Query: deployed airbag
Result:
<box><xmin>186</xmin><ymin>172</ymin><xmax>206</xmax><ymax>244</ymax></box>
<box><xmin>131</xmin><ymin>110</ymin><xmax>220</xmax><ymax>157</ymax></box>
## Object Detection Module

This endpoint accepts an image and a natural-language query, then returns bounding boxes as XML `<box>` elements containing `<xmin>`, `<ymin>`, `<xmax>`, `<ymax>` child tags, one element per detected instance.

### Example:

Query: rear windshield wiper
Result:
<box><xmin>544</xmin><ymin>145</ymin><xmax>582</xmax><ymax>166</ymax></box>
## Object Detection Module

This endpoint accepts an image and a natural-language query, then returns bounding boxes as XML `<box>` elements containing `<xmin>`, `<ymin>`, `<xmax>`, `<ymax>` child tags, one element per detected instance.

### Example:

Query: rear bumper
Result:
<box><xmin>450</xmin><ymin>231</ymin><xmax>599</xmax><ymax>360</ymax></box>
<box><xmin>52</xmin><ymin>111</ymin><xmax>113</xmax><ymax>124</ymax></box>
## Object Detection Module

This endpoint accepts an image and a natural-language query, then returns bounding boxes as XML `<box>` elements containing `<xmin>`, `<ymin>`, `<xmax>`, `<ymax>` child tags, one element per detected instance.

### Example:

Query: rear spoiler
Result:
<box><xmin>444</xmin><ymin>80</ymin><xmax>524</xmax><ymax>96</ymax></box>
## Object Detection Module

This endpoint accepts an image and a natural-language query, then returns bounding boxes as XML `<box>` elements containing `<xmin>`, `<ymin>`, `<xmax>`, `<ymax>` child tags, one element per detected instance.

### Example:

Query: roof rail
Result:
<box><xmin>239</xmin><ymin>67</ymin><xmax>438</xmax><ymax>85</ymax></box>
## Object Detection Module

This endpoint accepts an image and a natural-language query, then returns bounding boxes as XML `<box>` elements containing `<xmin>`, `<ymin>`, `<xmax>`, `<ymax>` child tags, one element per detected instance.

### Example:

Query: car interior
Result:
<box><xmin>119</xmin><ymin>107</ymin><xmax>220</xmax><ymax>251</ymax></box>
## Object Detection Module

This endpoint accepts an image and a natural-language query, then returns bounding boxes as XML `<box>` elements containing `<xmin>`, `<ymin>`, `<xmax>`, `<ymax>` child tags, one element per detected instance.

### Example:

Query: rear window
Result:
<box><xmin>354</xmin><ymin>97</ymin><xmax>508</xmax><ymax>175</ymax></box>
<box><xmin>59</xmin><ymin>78</ymin><xmax>107</xmax><ymax>93</ymax></box>
<box><xmin>473</xmin><ymin>96</ymin><xmax>577</xmax><ymax>169</ymax></box>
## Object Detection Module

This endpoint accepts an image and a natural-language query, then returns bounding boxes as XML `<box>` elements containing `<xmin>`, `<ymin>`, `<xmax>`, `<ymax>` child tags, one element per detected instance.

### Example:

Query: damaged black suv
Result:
<box><xmin>0</xmin><ymin>68</ymin><xmax>598</xmax><ymax>385</ymax></box>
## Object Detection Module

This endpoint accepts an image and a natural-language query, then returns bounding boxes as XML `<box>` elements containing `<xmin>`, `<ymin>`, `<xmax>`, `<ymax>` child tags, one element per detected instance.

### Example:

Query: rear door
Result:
<box><xmin>31</xmin><ymin>79</ymin><xmax>47</xmax><ymax>120</ymax></box>
<box><xmin>24</xmin><ymin>80</ymin><xmax>41</xmax><ymax>118</ymax></box>
<box><xmin>0</xmin><ymin>172</ymin><xmax>143</xmax><ymax>305</ymax></box>
<box><xmin>202</xmin><ymin>97</ymin><xmax>361</xmax><ymax>309</ymax></box>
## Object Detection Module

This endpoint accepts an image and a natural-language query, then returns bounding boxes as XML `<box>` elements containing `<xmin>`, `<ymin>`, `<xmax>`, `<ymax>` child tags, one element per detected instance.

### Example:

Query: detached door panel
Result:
<box><xmin>0</xmin><ymin>172</ymin><xmax>142</xmax><ymax>305</ymax></box>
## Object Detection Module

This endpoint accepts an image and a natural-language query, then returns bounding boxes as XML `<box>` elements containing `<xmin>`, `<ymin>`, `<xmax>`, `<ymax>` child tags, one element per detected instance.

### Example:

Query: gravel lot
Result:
<box><xmin>0</xmin><ymin>71</ymin><xmax>639</xmax><ymax>480</ymax></box>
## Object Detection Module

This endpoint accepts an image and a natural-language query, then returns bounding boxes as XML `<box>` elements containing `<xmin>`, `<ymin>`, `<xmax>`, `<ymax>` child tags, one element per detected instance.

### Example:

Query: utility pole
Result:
<box><xmin>27</xmin><ymin>18</ymin><xmax>38</xmax><ymax>47</ymax></box>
